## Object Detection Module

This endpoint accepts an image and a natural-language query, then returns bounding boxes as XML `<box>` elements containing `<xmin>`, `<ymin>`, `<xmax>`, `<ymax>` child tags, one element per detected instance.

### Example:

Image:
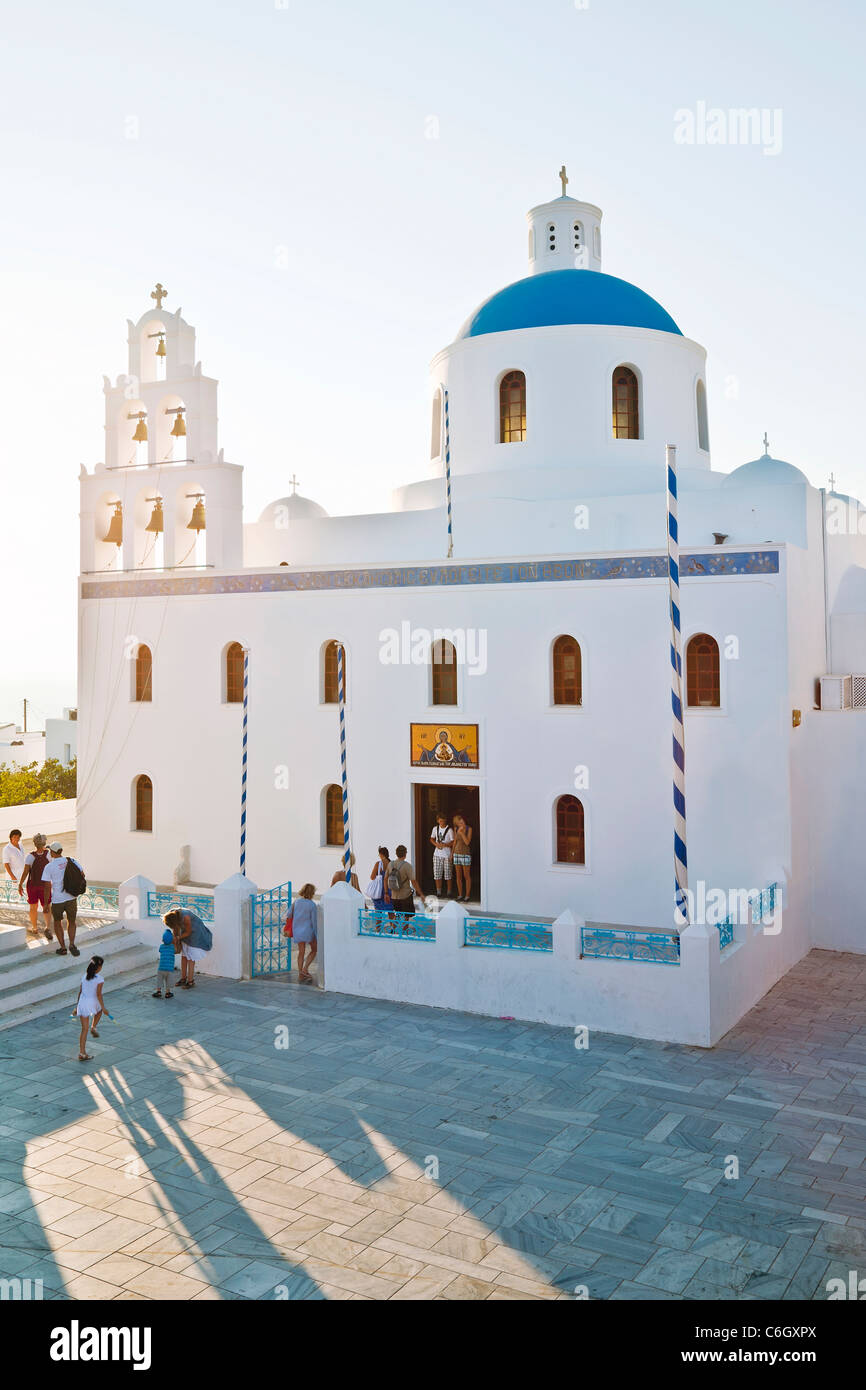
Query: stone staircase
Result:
<box><xmin>0</xmin><ymin>919</ymin><xmax>155</xmax><ymax>1032</ymax></box>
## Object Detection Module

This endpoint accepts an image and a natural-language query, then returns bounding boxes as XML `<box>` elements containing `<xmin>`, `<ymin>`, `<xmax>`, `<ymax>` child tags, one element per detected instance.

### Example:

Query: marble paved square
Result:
<box><xmin>0</xmin><ymin>948</ymin><xmax>864</xmax><ymax>1300</ymax></box>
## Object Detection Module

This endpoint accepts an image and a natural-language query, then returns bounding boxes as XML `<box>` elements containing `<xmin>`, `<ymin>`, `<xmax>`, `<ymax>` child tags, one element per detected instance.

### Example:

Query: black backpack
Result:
<box><xmin>62</xmin><ymin>859</ymin><xmax>87</xmax><ymax>897</ymax></box>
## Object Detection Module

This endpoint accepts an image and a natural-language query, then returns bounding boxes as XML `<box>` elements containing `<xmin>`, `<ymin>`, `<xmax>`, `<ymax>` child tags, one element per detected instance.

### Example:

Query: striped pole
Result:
<box><xmin>443</xmin><ymin>387</ymin><xmax>454</xmax><ymax>558</ymax></box>
<box><xmin>666</xmin><ymin>446</ymin><xmax>689</xmax><ymax>926</ymax></box>
<box><xmin>337</xmin><ymin>642</ymin><xmax>353</xmax><ymax>882</ymax></box>
<box><xmin>240</xmin><ymin>647</ymin><xmax>249</xmax><ymax>876</ymax></box>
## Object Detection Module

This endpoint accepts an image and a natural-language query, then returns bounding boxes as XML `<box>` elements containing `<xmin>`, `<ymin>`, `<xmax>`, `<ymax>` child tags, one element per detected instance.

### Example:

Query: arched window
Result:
<box><xmin>612</xmin><ymin>366</ymin><xmax>639</xmax><ymax>439</ymax></box>
<box><xmin>547</xmin><ymin>222</ymin><xmax>556</xmax><ymax>252</ymax></box>
<box><xmin>323</xmin><ymin>641</ymin><xmax>345</xmax><ymax>704</ymax></box>
<box><xmin>499</xmin><ymin>371</ymin><xmax>526</xmax><ymax>443</ymax></box>
<box><xmin>573</xmin><ymin>222</ymin><xmax>582</xmax><ymax>250</ymax></box>
<box><xmin>430</xmin><ymin>389</ymin><xmax>442</xmax><ymax>459</ymax></box>
<box><xmin>556</xmin><ymin>795</ymin><xmax>585</xmax><ymax>865</ymax></box>
<box><xmin>552</xmin><ymin>635</ymin><xmax>582</xmax><ymax>705</ymax></box>
<box><xmin>528</xmin><ymin>228</ymin><xmax>535</xmax><ymax>260</ymax></box>
<box><xmin>225</xmin><ymin>642</ymin><xmax>245</xmax><ymax>703</ymax></box>
<box><xmin>134</xmin><ymin>775</ymin><xmax>153</xmax><ymax>832</ymax></box>
<box><xmin>696</xmin><ymin>379</ymin><xmax>709</xmax><ymax>451</ymax></box>
<box><xmin>325</xmin><ymin>784</ymin><xmax>343</xmax><ymax>847</ymax></box>
<box><xmin>134</xmin><ymin>644</ymin><xmax>152</xmax><ymax>702</ymax></box>
<box><xmin>686</xmin><ymin>634</ymin><xmax>720</xmax><ymax>708</ymax></box>
<box><xmin>431</xmin><ymin>639</ymin><xmax>458</xmax><ymax>706</ymax></box>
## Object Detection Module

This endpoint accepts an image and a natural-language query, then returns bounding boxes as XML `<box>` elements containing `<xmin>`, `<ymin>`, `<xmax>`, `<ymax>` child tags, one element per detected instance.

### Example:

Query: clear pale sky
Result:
<box><xmin>1</xmin><ymin>0</ymin><xmax>863</xmax><ymax>722</ymax></box>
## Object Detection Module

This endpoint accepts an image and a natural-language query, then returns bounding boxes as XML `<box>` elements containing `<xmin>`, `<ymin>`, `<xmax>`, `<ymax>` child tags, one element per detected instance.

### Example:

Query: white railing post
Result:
<box><xmin>552</xmin><ymin>908</ymin><xmax>582</xmax><ymax>963</ymax></box>
<box><xmin>214</xmin><ymin>872</ymin><xmax>258</xmax><ymax>980</ymax></box>
<box><xmin>118</xmin><ymin>874</ymin><xmax>155</xmax><ymax>925</ymax></box>
<box><xmin>321</xmin><ymin>880</ymin><xmax>364</xmax><ymax>992</ymax></box>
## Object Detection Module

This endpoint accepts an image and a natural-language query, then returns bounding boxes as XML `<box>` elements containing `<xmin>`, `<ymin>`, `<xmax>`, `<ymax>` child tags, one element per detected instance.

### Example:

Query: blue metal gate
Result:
<box><xmin>251</xmin><ymin>879</ymin><xmax>293</xmax><ymax>976</ymax></box>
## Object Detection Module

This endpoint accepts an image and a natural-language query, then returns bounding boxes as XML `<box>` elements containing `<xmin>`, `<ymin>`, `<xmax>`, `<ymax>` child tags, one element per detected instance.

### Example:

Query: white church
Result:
<box><xmin>76</xmin><ymin>172</ymin><xmax>866</xmax><ymax>1037</ymax></box>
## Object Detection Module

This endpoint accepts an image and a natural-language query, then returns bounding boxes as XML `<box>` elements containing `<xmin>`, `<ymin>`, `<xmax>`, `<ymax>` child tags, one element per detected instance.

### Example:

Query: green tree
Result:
<box><xmin>0</xmin><ymin>758</ymin><xmax>77</xmax><ymax>807</ymax></box>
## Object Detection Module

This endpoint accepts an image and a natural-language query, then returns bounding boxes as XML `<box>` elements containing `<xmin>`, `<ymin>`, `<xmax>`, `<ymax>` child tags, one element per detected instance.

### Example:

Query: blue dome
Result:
<box><xmin>458</xmin><ymin>269</ymin><xmax>682</xmax><ymax>339</ymax></box>
<box><xmin>723</xmin><ymin>454</ymin><xmax>808</xmax><ymax>488</ymax></box>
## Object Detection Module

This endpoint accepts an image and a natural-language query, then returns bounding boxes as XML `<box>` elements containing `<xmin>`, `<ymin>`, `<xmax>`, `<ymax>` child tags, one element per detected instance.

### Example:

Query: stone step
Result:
<box><xmin>0</xmin><ymin>923</ymin><xmax>140</xmax><ymax>990</ymax></box>
<box><xmin>0</xmin><ymin>959</ymin><xmax>157</xmax><ymax>1033</ymax></box>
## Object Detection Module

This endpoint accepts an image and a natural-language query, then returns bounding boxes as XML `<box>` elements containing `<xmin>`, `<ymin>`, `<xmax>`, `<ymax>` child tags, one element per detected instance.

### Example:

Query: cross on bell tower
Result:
<box><xmin>151</xmin><ymin>282</ymin><xmax>168</xmax><ymax>310</ymax></box>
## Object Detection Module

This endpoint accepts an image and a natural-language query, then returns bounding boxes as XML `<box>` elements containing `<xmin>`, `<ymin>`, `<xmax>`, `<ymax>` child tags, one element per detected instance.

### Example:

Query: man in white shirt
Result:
<box><xmin>2</xmin><ymin>830</ymin><xmax>25</xmax><ymax>890</ymax></box>
<box><xmin>42</xmin><ymin>842</ymin><xmax>83</xmax><ymax>956</ymax></box>
<box><xmin>430</xmin><ymin>813</ymin><xmax>455</xmax><ymax>897</ymax></box>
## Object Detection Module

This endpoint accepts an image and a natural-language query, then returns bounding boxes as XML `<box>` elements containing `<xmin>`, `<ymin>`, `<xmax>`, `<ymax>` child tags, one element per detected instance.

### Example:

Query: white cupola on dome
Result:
<box><xmin>527</xmin><ymin>165</ymin><xmax>602</xmax><ymax>274</ymax></box>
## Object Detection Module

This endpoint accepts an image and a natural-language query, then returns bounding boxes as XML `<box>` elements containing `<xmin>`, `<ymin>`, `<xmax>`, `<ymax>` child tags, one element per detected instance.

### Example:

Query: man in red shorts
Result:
<box><xmin>18</xmin><ymin>833</ymin><xmax>53</xmax><ymax>939</ymax></box>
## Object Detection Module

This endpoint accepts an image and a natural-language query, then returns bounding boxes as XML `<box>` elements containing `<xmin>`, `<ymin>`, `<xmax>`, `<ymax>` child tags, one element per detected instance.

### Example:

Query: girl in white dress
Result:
<box><xmin>75</xmin><ymin>955</ymin><xmax>105</xmax><ymax>1062</ymax></box>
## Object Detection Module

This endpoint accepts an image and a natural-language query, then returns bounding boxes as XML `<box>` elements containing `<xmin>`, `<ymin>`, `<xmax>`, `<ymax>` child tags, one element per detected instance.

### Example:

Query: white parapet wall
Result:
<box><xmin>320</xmin><ymin>877</ymin><xmax>808</xmax><ymax>1048</ymax></box>
<box><xmin>117</xmin><ymin>872</ymin><xmax>256</xmax><ymax>981</ymax></box>
<box><xmin>0</xmin><ymin>798</ymin><xmax>76</xmax><ymax>839</ymax></box>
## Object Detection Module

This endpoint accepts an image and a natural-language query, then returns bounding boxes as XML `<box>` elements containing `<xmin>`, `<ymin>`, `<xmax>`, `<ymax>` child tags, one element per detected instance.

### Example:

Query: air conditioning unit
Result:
<box><xmin>819</xmin><ymin>675</ymin><xmax>853</xmax><ymax>710</ymax></box>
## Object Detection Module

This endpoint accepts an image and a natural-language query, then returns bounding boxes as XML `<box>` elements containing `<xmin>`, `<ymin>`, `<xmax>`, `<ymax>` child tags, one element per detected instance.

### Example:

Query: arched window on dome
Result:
<box><xmin>499</xmin><ymin>371</ymin><xmax>526</xmax><ymax>443</ymax></box>
<box><xmin>573</xmin><ymin>222</ymin><xmax>582</xmax><ymax>251</ymax></box>
<box><xmin>547</xmin><ymin>222</ymin><xmax>556</xmax><ymax>253</ymax></box>
<box><xmin>324</xmin><ymin>784</ymin><xmax>343</xmax><ymax>847</ymax></box>
<box><xmin>696</xmin><ymin>379</ymin><xmax>709</xmax><ymax>452</ymax></box>
<box><xmin>552</xmin><ymin>636</ymin><xmax>582</xmax><ymax>706</ymax></box>
<box><xmin>224</xmin><ymin>642</ymin><xmax>245</xmax><ymax>704</ymax></box>
<box><xmin>431</xmin><ymin>639</ymin><xmax>458</xmax><ymax>706</ymax></box>
<box><xmin>133</xmin><ymin>644</ymin><xmax>152</xmax><ymax>702</ymax></box>
<box><xmin>134</xmin><ymin>774</ymin><xmax>153</xmax><ymax>832</ymax></box>
<box><xmin>528</xmin><ymin>227</ymin><xmax>535</xmax><ymax>261</ymax></box>
<box><xmin>686</xmin><ymin>633</ymin><xmax>720</xmax><ymax>708</ymax></box>
<box><xmin>555</xmin><ymin>795</ymin><xmax>585</xmax><ymax>865</ymax></box>
<box><xmin>430</xmin><ymin>389</ymin><xmax>442</xmax><ymax>460</ymax></box>
<box><xmin>612</xmin><ymin>366</ymin><xmax>640</xmax><ymax>440</ymax></box>
<box><xmin>323</xmin><ymin>641</ymin><xmax>345</xmax><ymax>704</ymax></box>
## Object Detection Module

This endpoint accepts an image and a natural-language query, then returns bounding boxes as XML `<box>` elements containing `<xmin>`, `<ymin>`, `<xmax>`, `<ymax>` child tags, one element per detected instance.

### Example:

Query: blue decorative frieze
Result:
<box><xmin>580</xmin><ymin>926</ymin><xmax>681</xmax><ymax>965</ymax></box>
<box><xmin>147</xmin><ymin>891</ymin><xmax>214</xmax><ymax>920</ymax></box>
<box><xmin>81</xmin><ymin>550</ymin><xmax>780</xmax><ymax>600</ymax></box>
<box><xmin>359</xmin><ymin>908</ymin><xmax>436</xmax><ymax>941</ymax></box>
<box><xmin>464</xmin><ymin>917</ymin><xmax>553</xmax><ymax>952</ymax></box>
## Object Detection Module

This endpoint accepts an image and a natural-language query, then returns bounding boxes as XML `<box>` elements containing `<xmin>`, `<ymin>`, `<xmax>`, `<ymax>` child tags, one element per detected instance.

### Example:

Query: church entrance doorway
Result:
<box><xmin>413</xmin><ymin>784</ymin><xmax>480</xmax><ymax>902</ymax></box>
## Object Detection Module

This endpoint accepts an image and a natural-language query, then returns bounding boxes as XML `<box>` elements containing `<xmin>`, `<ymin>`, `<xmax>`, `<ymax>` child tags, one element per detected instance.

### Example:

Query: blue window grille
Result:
<box><xmin>580</xmin><ymin>927</ymin><xmax>680</xmax><ymax>965</ymax></box>
<box><xmin>464</xmin><ymin>917</ymin><xmax>553</xmax><ymax>952</ymax></box>
<box><xmin>359</xmin><ymin>908</ymin><xmax>436</xmax><ymax>942</ymax></box>
<box><xmin>251</xmin><ymin>880</ymin><xmax>293</xmax><ymax>976</ymax></box>
<box><xmin>147</xmin><ymin>890</ymin><xmax>214</xmax><ymax>921</ymax></box>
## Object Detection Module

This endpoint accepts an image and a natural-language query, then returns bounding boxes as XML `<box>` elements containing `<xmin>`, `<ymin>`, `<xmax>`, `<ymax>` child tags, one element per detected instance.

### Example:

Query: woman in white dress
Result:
<box><xmin>75</xmin><ymin>955</ymin><xmax>105</xmax><ymax>1062</ymax></box>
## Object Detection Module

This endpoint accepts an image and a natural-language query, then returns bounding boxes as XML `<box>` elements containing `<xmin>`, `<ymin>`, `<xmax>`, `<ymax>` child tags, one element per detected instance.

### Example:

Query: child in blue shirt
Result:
<box><xmin>153</xmin><ymin>928</ymin><xmax>176</xmax><ymax>998</ymax></box>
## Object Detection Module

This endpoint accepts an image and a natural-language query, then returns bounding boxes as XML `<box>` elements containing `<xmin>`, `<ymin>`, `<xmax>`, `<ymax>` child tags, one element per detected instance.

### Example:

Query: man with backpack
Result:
<box><xmin>18</xmin><ymin>832</ymin><xmax>54</xmax><ymax>939</ymax></box>
<box><xmin>42</xmin><ymin>842</ymin><xmax>86</xmax><ymax>956</ymax></box>
<box><xmin>386</xmin><ymin>846</ymin><xmax>423</xmax><ymax>918</ymax></box>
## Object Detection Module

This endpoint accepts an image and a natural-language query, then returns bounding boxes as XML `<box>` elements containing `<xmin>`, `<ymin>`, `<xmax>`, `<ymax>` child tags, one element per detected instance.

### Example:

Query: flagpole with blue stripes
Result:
<box><xmin>666</xmin><ymin>446</ymin><xmax>689</xmax><ymax>927</ymax></box>
<box><xmin>240</xmin><ymin>647</ymin><xmax>249</xmax><ymax>876</ymax></box>
<box><xmin>443</xmin><ymin>387</ymin><xmax>454</xmax><ymax>558</ymax></box>
<box><xmin>337</xmin><ymin>642</ymin><xmax>353</xmax><ymax>882</ymax></box>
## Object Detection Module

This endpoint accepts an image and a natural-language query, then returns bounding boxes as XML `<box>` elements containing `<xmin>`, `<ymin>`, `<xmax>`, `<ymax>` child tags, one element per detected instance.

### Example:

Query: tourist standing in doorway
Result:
<box><xmin>42</xmin><ymin>843</ymin><xmax>85</xmax><ymax>956</ymax></box>
<box><xmin>365</xmin><ymin>847</ymin><xmax>391</xmax><ymax>912</ymax></box>
<box><xmin>162</xmin><ymin>908</ymin><xmax>212</xmax><ymax>989</ymax></box>
<box><xmin>453</xmin><ymin>812</ymin><xmax>474</xmax><ymax>902</ymax></box>
<box><xmin>18</xmin><ymin>834</ymin><xmax>53</xmax><ymax>939</ymax></box>
<box><xmin>74</xmin><ymin>955</ymin><xmax>105</xmax><ymax>1062</ymax></box>
<box><xmin>286</xmin><ymin>883</ymin><xmax>318</xmax><ymax>983</ymax></box>
<box><xmin>430</xmin><ymin>813</ymin><xmax>454</xmax><ymax>897</ymax></box>
<box><xmin>387</xmin><ymin>846</ymin><xmax>423</xmax><ymax>918</ymax></box>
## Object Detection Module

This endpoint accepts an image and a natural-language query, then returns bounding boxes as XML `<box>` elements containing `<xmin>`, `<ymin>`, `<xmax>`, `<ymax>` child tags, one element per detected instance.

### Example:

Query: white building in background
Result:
<box><xmin>0</xmin><ymin>726</ymin><xmax>46</xmax><ymax>769</ymax></box>
<box><xmin>45</xmin><ymin>710</ymin><xmax>77</xmax><ymax>767</ymax></box>
<box><xmin>76</xmin><ymin>175</ymin><xmax>866</xmax><ymax>1036</ymax></box>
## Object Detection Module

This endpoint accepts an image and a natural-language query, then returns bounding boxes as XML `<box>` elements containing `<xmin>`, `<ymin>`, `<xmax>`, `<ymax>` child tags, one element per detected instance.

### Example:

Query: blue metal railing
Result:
<box><xmin>580</xmin><ymin>926</ymin><xmax>680</xmax><ymax>966</ymax></box>
<box><xmin>716</xmin><ymin>882</ymin><xmax>779</xmax><ymax>950</ymax></box>
<box><xmin>251</xmin><ymin>879</ymin><xmax>292</xmax><ymax>976</ymax></box>
<box><xmin>147</xmin><ymin>890</ymin><xmax>213</xmax><ymax>921</ymax></box>
<box><xmin>0</xmin><ymin>879</ymin><xmax>119</xmax><ymax>915</ymax></box>
<box><xmin>359</xmin><ymin>908</ymin><xmax>436</xmax><ymax>942</ymax></box>
<box><xmin>464</xmin><ymin>917</ymin><xmax>553</xmax><ymax>952</ymax></box>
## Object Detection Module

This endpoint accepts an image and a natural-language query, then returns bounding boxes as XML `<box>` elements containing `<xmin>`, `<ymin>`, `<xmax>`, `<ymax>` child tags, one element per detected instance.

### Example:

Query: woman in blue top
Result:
<box><xmin>163</xmin><ymin>908</ymin><xmax>212</xmax><ymax>990</ymax></box>
<box><xmin>286</xmin><ymin>884</ymin><xmax>317</xmax><ymax>984</ymax></box>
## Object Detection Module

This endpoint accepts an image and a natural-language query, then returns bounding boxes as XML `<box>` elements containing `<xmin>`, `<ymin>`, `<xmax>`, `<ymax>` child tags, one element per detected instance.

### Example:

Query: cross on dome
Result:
<box><xmin>558</xmin><ymin>164</ymin><xmax>568</xmax><ymax>197</ymax></box>
<box><xmin>151</xmin><ymin>282</ymin><xmax>168</xmax><ymax>310</ymax></box>
<box><xmin>289</xmin><ymin>473</ymin><xmax>300</xmax><ymax>494</ymax></box>
<box><xmin>762</xmin><ymin>432</ymin><xmax>770</xmax><ymax>455</ymax></box>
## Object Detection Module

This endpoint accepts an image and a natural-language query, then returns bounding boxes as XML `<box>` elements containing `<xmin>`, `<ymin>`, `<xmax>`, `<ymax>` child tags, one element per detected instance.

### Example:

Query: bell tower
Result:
<box><xmin>526</xmin><ymin>166</ymin><xmax>602</xmax><ymax>275</ymax></box>
<box><xmin>80</xmin><ymin>284</ymin><xmax>243</xmax><ymax>575</ymax></box>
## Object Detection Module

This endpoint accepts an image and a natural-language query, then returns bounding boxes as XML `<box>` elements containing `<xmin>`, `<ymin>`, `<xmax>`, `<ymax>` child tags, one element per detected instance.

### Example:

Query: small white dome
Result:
<box><xmin>258</xmin><ymin>493</ymin><xmax>329</xmax><ymax>524</ymax></box>
<box><xmin>723</xmin><ymin>453</ymin><xmax>808</xmax><ymax>489</ymax></box>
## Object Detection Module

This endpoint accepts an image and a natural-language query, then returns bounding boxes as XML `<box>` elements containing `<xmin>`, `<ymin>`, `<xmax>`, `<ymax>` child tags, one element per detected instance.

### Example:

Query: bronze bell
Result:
<box><xmin>155</xmin><ymin>334</ymin><xmax>166</xmax><ymax>358</ymax></box>
<box><xmin>186</xmin><ymin>494</ymin><xmax>206</xmax><ymax>532</ymax></box>
<box><xmin>128</xmin><ymin>411</ymin><xmax>148</xmax><ymax>442</ymax></box>
<box><xmin>145</xmin><ymin>497</ymin><xmax>164</xmax><ymax>534</ymax></box>
<box><xmin>102</xmin><ymin>502</ymin><xmax>123</xmax><ymax>546</ymax></box>
<box><xmin>170</xmin><ymin>410</ymin><xmax>186</xmax><ymax>438</ymax></box>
